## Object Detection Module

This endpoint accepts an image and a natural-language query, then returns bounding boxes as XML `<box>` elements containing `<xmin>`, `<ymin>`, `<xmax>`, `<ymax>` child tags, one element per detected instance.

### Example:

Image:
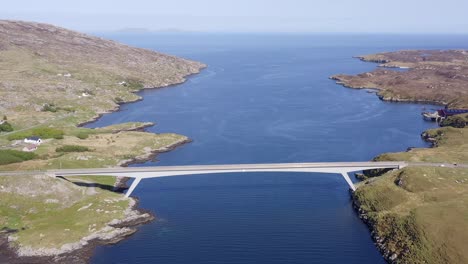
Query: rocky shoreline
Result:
<box><xmin>77</xmin><ymin>65</ymin><xmax>206</xmax><ymax>129</ymax></box>
<box><xmin>330</xmin><ymin>76</ymin><xmax>448</xmax><ymax>106</ymax></box>
<box><xmin>0</xmin><ymin>198</ymin><xmax>154</xmax><ymax>264</ymax></box>
<box><xmin>330</xmin><ymin>50</ymin><xmax>468</xmax><ymax>109</ymax></box>
<box><xmin>0</xmin><ymin>20</ymin><xmax>208</xmax><ymax>263</ymax></box>
<box><xmin>118</xmin><ymin>137</ymin><xmax>192</xmax><ymax>167</ymax></box>
<box><xmin>352</xmin><ymin>143</ymin><xmax>432</xmax><ymax>264</ymax></box>
<box><xmin>115</xmin><ymin>137</ymin><xmax>193</xmax><ymax>190</ymax></box>
<box><xmin>0</xmin><ymin>136</ymin><xmax>193</xmax><ymax>263</ymax></box>
<box><xmin>337</xmin><ymin>51</ymin><xmax>468</xmax><ymax>263</ymax></box>
<box><xmin>352</xmin><ymin>197</ymin><xmax>400</xmax><ymax>263</ymax></box>
<box><xmin>0</xmin><ymin>62</ymin><xmax>203</xmax><ymax>264</ymax></box>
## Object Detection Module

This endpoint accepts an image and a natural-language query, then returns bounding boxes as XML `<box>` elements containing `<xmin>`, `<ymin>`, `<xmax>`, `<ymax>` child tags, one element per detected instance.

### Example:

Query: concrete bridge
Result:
<box><xmin>47</xmin><ymin>161</ymin><xmax>407</xmax><ymax>197</ymax></box>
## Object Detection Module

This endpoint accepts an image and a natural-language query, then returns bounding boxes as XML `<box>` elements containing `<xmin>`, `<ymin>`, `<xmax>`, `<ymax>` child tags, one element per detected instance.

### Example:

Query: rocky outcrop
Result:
<box><xmin>352</xmin><ymin>196</ymin><xmax>401</xmax><ymax>263</ymax></box>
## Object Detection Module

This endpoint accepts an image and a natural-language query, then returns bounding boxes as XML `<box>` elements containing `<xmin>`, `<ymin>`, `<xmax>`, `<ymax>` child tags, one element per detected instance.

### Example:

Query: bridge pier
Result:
<box><xmin>46</xmin><ymin>162</ymin><xmax>404</xmax><ymax>197</ymax></box>
<box><xmin>125</xmin><ymin>177</ymin><xmax>142</xmax><ymax>198</ymax></box>
<box><xmin>340</xmin><ymin>172</ymin><xmax>356</xmax><ymax>191</ymax></box>
<box><xmin>122</xmin><ymin>172</ymin><xmax>357</xmax><ymax>198</ymax></box>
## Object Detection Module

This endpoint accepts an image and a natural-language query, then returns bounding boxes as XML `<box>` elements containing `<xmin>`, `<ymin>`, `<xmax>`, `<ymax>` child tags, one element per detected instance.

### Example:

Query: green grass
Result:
<box><xmin>76</xmin><ymin>132</ymin><xmax>89</xmax><ymax>139</ymax></box>
<box><xmin>355</xmin><ymin>167</ymin><xmax>468</xmax><ymax>263</ymax></box>
<box><xmin>16</xmin><ymin>195</ymin><xmax>128</xmax><ymax>247</ymax></box>
<box><xmin>440</xmin><ymin>114</ymin><xmax>468</xmax><ymax>128</ymax></box>
<box><xmin>0</xmin><ymin>21</ymin><xmax>203</xmax><ymax>254</ymax></box>
<box><xmin>7</xmin><ymin>127</ymin><xmax>65</xmax><ymax>140</ymax></box>
<box><xmin>0</xmin><ymin>150</ymin><xmax>37</xmax><ymax>165</ymax></box>
<box><xmin>123</xmin><ymin>79</ymin><xmax>144</xmax><ymax>91</ymax></box>
<box><xmin>0</xmin><ymin>175</ymin><xmax>129</xmax><ymax>249</ymax></box>
<box><xmin>375</xmin><ymin>126</ymin><xmax>468</xmax><ymax>164</ymax></box>
<box><xmin>56</xmin><ymin>145</ymin><xmax>90</xmax><ymax>153</ymax></box>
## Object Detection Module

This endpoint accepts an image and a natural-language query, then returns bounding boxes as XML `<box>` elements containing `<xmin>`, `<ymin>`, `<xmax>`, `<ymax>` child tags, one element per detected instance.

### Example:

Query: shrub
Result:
<box><xmin>56</xmin><ymin>145</ymin><xmax>90</xmax><ymax>152</ymax></box>
<box><xmin>42</xmin><ymin>103</ymin><xmax>57</xmax><ymax>112</ymax></box>
<box><xmin>60</xmin><ymin>107</ymin><xmax>76</xmax><ymax>113</ymax></box>
<box><xmin>76</xmin><ymin>132</ymin><xmax>89</xmax><ymax>140</ymax></box>
<box><xmin>0</xmin><ymin>150</ymin><xmax>37</xmax><ymax>165</ymax></box>
<box><xmin>440</xmin><ymin>115</ymin><xmax>467</xmax><ymax>128</ymax></box>
<box><xmin>0</xmin><ymin>122</ymin><xmax>13</xmax><ymax>132</ymax></box>
<box><xmin>125</xmin><ymin>79</ymin><xmax>144</xmax><ymax>90</ymax></box>
<box><xmin>7</xmin><ymin>127</ymin><xmax>64</xmax><ymax>140</ymax></box>
<box><xmin>114</xmin><ymin>97</ymin><xmax>124</xmax><ymax>104</ymax></box>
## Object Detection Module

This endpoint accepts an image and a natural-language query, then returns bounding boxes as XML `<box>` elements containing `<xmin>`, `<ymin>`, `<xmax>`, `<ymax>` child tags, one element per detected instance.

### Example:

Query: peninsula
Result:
<box><xmin>0</xmin><ymin>20</ymin><xmax>205</xmax><ymax>263</ymax></box>
<box><xmin>333</xmin><ymin>50</ymin><xmax>468</xmax><ymax>263</ymax></box>
<box><xmin>331</xmin><ymin>50</ymin><xmax>468</xmax><ymax>108</ymax></box>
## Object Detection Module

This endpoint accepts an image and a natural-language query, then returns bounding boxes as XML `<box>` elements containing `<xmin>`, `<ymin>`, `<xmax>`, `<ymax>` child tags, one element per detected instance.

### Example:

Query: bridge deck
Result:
<box><xmin>50</xmin><ymin>161</ymin><xmax>405</xmax><ymax>176</ymax></box>
<box><xmin>48</xmin><ymin>161</ymin><xmax>406</xmax><ymax>197</ymax></box>
<box><xmin>0</xmin><ymin>162</ymin><xmax>409</xmax><ymax>197</ymax></box>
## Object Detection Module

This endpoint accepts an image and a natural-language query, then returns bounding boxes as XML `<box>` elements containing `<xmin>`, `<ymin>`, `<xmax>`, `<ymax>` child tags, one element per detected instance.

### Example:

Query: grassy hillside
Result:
<box><xmin>355</xmin><ymin>167</ymin><xmax>468</xmax><ymax>263</ymax></box>
<box><xmin>375</xmin><ymin>126</ymin><xmax>468</xmax><ymax>164</ymax></box>
<box><xmin>0</xmin><ymin>122</ymin><xmax>188</xmax><ymax>258</ymax></box>
<box><xmin>356</xmin><ymin>118</ymin><xmax>468</xmax><ymax>263</ymax></box>
<box><xmin>0</xmin><ymin>123</ymin><xmax>189</xmax><ymax>171</ymax></box>
<box><xmin>0</xmin><ymin>20</ymin><xmax>205</xmax><ymax>129</ymax></box>
<box><xmin>0</xmin><ymin>20</ymin><xmax>202</xmax><ymax>261</ymax></box>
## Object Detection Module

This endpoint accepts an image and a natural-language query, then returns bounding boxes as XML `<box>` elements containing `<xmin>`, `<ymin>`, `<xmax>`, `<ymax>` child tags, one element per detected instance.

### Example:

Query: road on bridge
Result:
<box><xmin>0</xmin><ymin>161</ymin><xmax>466</xmax><ymax>197</ymax></box>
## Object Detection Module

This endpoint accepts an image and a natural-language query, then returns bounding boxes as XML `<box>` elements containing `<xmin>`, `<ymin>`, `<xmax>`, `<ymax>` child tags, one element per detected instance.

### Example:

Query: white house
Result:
<box><xmin>24</xmin><ymin>136</ymin><xmax>42</xmax><ymax>145</ymax></box>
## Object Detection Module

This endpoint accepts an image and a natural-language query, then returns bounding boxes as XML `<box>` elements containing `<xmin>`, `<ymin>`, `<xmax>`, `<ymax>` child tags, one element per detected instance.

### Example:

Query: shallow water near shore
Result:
<box><xmin>87</xmin><ymin>34</ymin><xmax>468</xmax><ymax>264</ymax></box>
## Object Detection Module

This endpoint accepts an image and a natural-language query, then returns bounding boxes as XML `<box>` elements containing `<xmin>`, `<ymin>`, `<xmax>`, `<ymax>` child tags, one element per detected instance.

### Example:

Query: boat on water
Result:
<box><xmin>422</xmin><ymin>111</ymin><xmax>440</xmax><ymax>121</ymax></box>
<box><xmin>422</xmin><ymin>108</ymin><xmax>468</xmax><ymax>122</ymax></box>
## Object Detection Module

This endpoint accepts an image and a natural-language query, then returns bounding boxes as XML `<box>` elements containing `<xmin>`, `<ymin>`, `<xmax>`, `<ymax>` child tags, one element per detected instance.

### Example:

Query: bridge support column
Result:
<box><xmin>340</xmin><ymin>172</ymin><xmax>356</xmax><ymax>192</ymax></box>
<box><xmin>125</xmin><ymin>177</ymin><xmax>142</xmax><ymax>198</ymax></box>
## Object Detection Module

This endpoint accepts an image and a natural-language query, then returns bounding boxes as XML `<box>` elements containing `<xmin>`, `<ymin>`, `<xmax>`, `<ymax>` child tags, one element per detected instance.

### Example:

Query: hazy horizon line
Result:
<box><xmin>89</xmin><ymin>29</ymin><xmax>468</xmax><ymax>36</ymax></box>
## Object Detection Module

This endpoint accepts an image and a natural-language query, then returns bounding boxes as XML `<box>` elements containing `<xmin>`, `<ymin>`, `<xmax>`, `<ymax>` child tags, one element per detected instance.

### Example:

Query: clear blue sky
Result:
<box><xmin>2</xmin><ymin>0</ymin><xmax>468</xmax><ymax>33</ymax></box>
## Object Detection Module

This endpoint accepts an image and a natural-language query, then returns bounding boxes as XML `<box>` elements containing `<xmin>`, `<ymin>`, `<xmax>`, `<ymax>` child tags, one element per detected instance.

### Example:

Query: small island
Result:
<box><xmin>333</xmin><ymin>50</ymin><xmax>468</xmax><ymax>263</ymax></box>
<box><xmin>0</xmin><ymin>20</ymin><xmax>205</xmax><ymax>263</ymax></box>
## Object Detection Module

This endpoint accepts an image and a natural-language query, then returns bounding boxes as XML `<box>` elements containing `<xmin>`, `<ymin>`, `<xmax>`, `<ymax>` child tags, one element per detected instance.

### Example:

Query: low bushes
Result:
<box><xmin>440</xmin><ymin>114</ymin><xmax>467</xmax><ymax>128</ymax></box>
<box><xmin>0</xmin><ymin>122</ymin><xmax>13</xmax><ymax>132</ymax></box>
<box><xmin>56</xmin><ymin>145</ymin><xmax>90</xmax><ymax>152</ymax></box>
<box><xmin>7</xmin><ymin>127</ymin><xmax>64</xmax><ymax>140</ymax></box>
<box><xmin>41</xmin><ymin>103</ymin><xmax>58</xmax><ymax>112</ymax></box>
<box><xmin>0</xmin><ymin>150</ymin><xmax>37</xmax><ymax>165</ymax></box>
<box><xmin>76</xmin><ymin>132</ymin><xmax>89</xmax><ymax>140</ymax></box>
<box><xmin>123</xmin><ymin>79</ymin><xmax>144</xmax><ymax>90</ymax></box>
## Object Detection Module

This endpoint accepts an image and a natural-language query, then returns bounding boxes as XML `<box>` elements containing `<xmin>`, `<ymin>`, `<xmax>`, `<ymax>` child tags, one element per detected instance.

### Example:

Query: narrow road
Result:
<box><xmin>407</xmin><ymin>162</ymin><xmax>468</xmax><ymax>169</ymax></box>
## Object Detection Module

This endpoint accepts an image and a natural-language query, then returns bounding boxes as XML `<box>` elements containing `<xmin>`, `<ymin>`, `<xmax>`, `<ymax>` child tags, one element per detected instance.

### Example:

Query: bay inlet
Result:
<box><xmin>86</xmin><ymin>34</ymin><xmax>468</xmax><ymax>263</ymax></box>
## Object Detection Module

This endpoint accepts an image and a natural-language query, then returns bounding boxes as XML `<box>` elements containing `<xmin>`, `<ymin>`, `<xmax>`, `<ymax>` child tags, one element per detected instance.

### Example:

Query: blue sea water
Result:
<box><xmin>87</xmin><ymin>34</ymin><xmax>468</xmax><ymax>264</ymax></box>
